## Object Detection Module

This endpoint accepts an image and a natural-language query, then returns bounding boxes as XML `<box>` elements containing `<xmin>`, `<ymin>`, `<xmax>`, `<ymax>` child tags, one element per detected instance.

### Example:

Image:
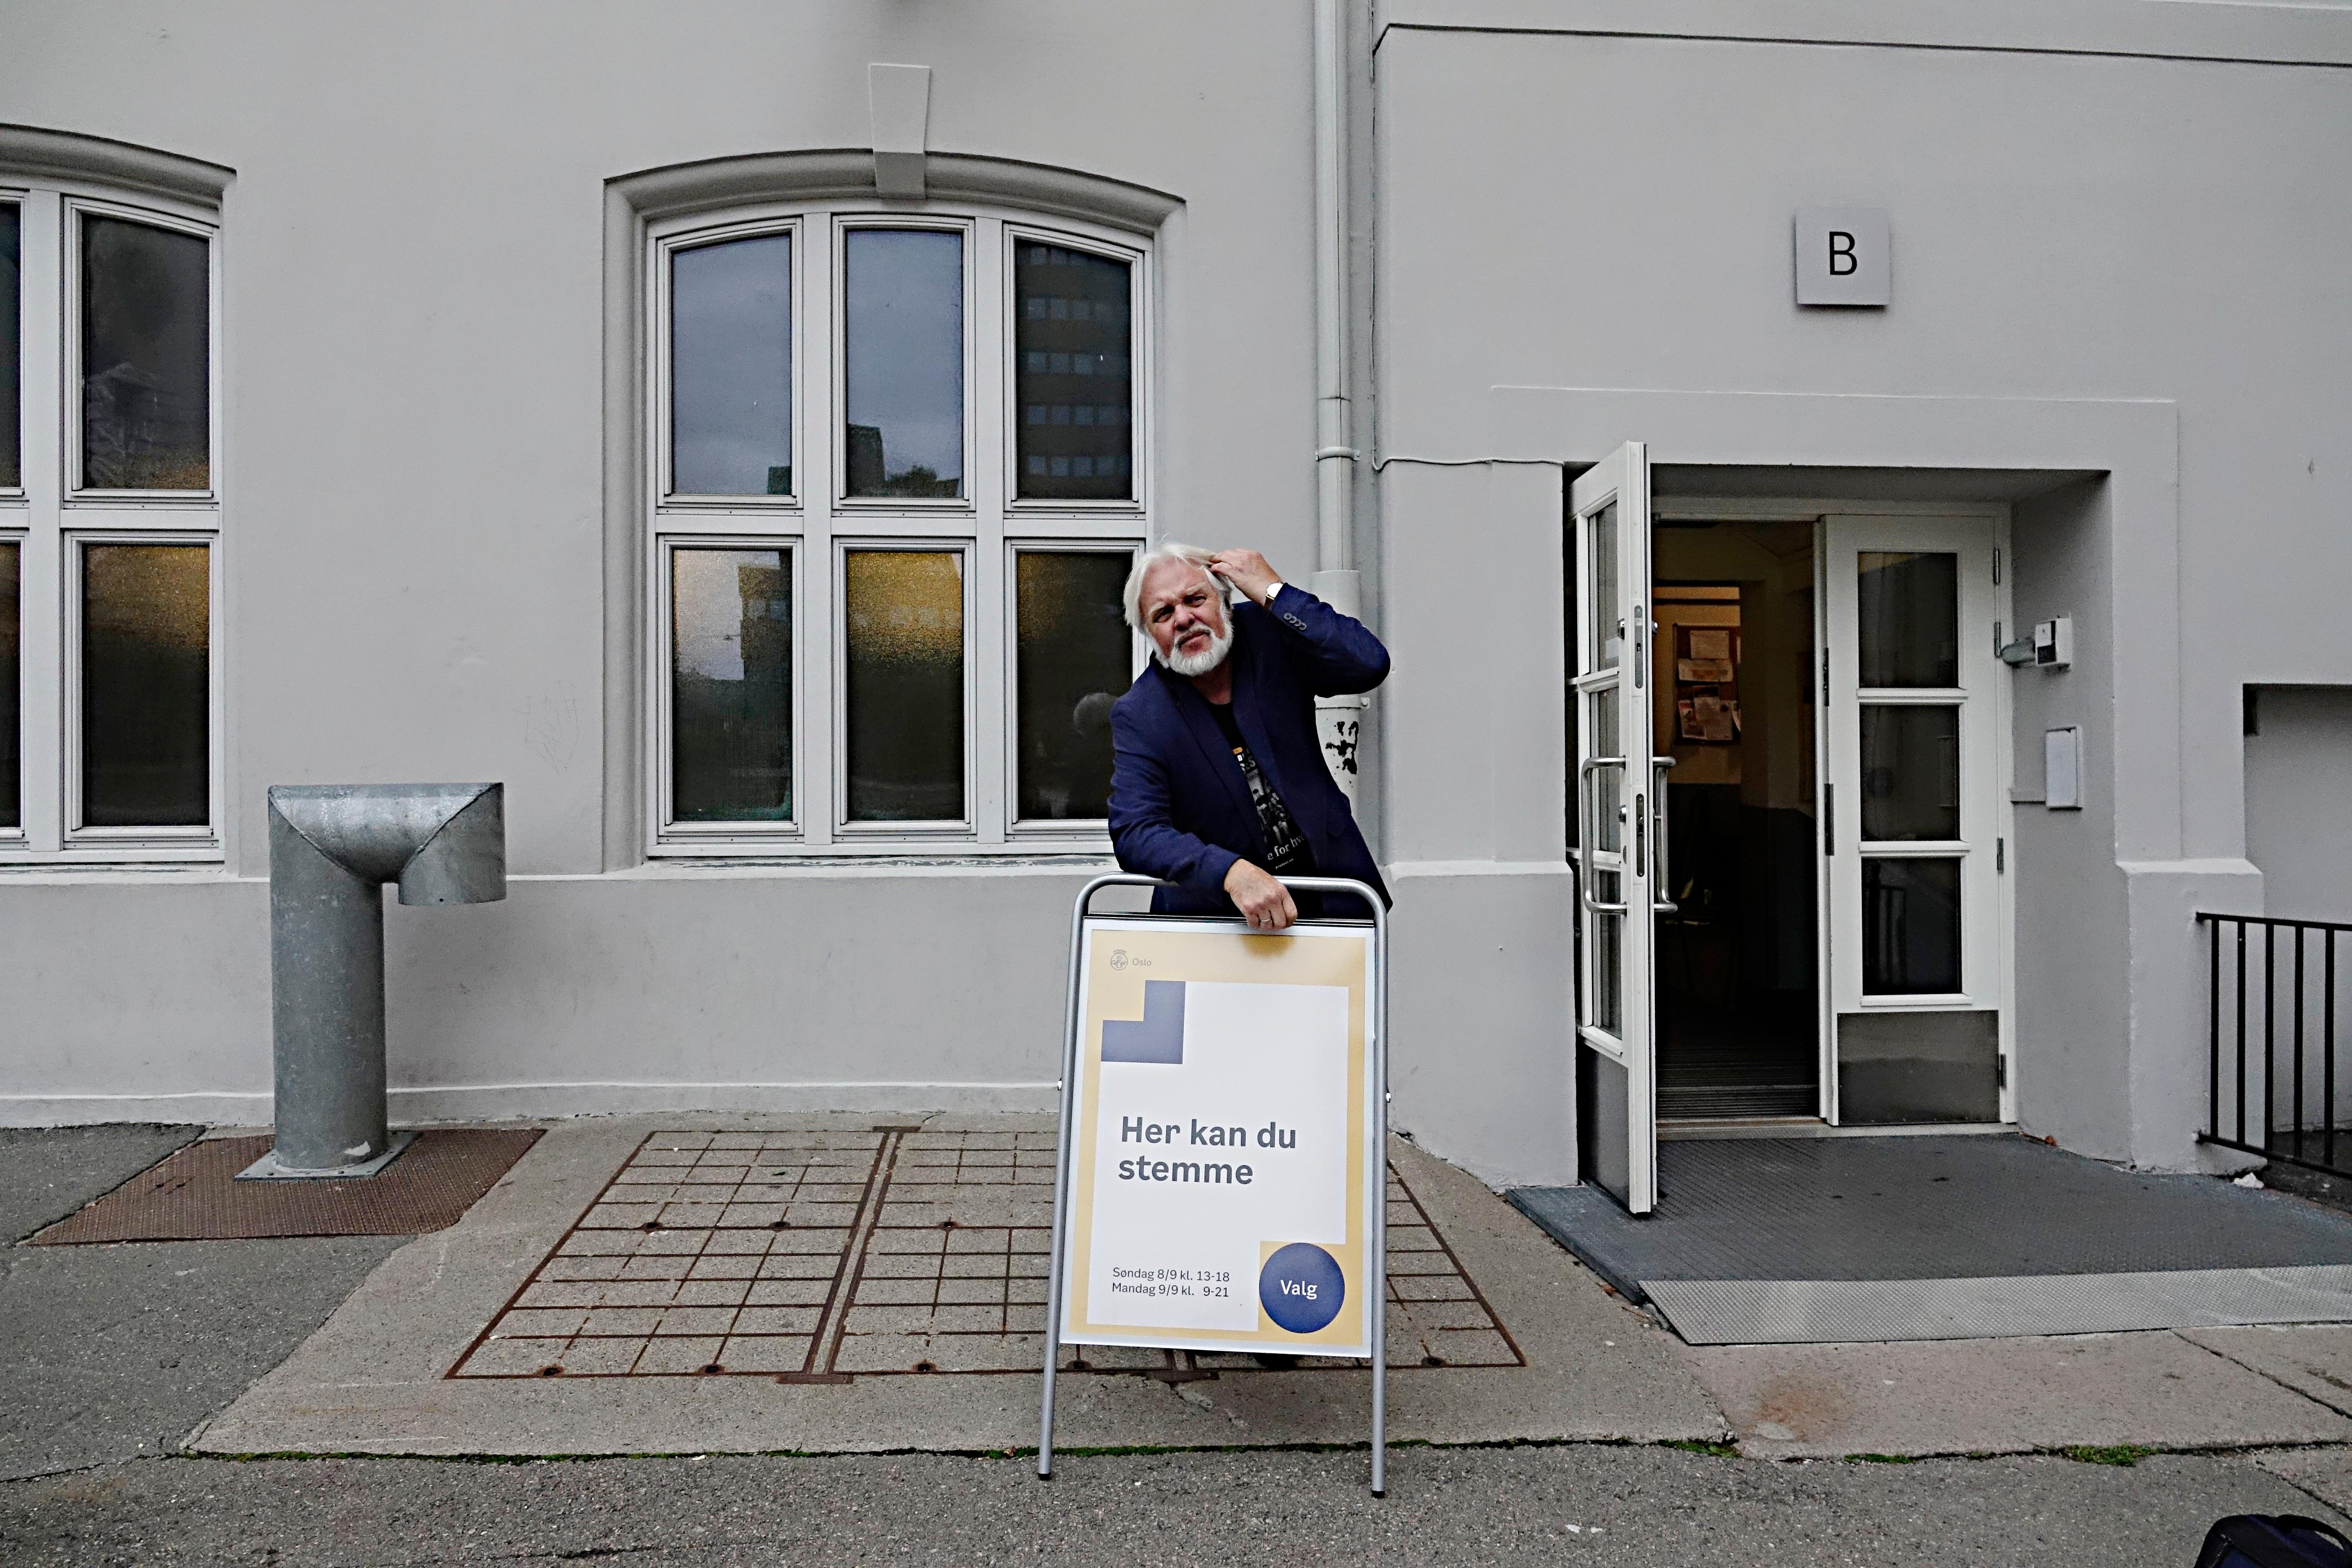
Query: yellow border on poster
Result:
<box><xmin>1058</xmin><ymin>916</ymin><xmax>1373</xmax><ymax>1357</ymax></box>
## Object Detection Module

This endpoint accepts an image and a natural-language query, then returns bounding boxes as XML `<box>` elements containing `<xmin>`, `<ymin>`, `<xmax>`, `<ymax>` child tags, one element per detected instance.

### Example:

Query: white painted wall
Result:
<box><xmin>1369</xmin><ymin>15</ymin><xmax>2352</xmax><ymax>1170</ymax></box>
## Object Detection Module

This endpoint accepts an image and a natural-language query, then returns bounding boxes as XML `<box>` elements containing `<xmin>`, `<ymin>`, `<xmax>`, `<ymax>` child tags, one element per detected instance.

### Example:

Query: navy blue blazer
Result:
<box><xmin>1107</xmin><ymin>585</ymin><xmax>1391</xmax><ymax>919</ymax></box>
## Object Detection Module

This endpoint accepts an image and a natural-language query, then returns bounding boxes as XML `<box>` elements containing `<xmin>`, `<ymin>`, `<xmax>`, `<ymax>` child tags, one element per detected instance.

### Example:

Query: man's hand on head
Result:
<box><xmin>1207</xmin><ymin>549</ymin><xmax>1283</xmax><ymax>608</ymax></box>
<box><xmin>1224</xmin><ymin>860</ymin><xmax>1298</xmax><ymax>932</ymax></box>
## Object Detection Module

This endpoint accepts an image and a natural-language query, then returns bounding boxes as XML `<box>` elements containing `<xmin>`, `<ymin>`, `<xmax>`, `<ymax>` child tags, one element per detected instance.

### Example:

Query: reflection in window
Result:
<box><xmin>1857</xmin><ymin>551</ymin><xmax>1957</xmax><ymax>687</ymax></box>
<box><xmin>1</xmin><ymin>203</ymin><xmax>19</xmax><ymax>488</ymax></box>
<box><xmin>843</xmin><ymin>230</ymin><xmax>962</xmax><ymax>499</ymax></box>
<box><xmin>1016</xmin><ymin>552</ymin><xmax>1131</xmax><ymax>819</ymax></box>
<box><xmin>844</xmin><ymin>550</ymin><xmax>964</xmax><ymax>820</ymax></box>
<box><xmin>1591</xmin><ymin>902</ymin><xmax>1623</xmax><ymax>1033</ymax></box>
<box><xmin>1587</xmin><ymin>686</ymin><xmax>1620</xmax><ymax>853</ymax></box>
<box><xmin>0</xmin><ymin>543</ymin><xmax>17</xmax><ymax>827</ymax></box>
<box><xmin>1862</xmin><ymin>856</ymin><xmax>1962</xmax><ymax>994</ymax></box>
<box><xmin>81</xmin><ymin>216</ymin><xmax>209</xmax><ymax>491</ymax></box>
<box><xmin>671</xmin><ymin>549</ymin><xmax>792</xmax><ymax>821</ymax></box>
<box><xmin>671</xmin><ymin>233</ymin><xmax>792</xmax><ymax>496</ymax></box>
<box><xmin>82</xmin><ymin>543</ymin><xmax>208</xmax><ymax>827</ymax></box>
<box><xmin>1860</xmin><ymin>704</ymin><xmax>1960</xmax><ymax>841</ymax></box>
<box><xmin>1589</xmin><ymin>501</ymin><xmax>1619</xmax><ymax>670</ymax></box>
<box><xmin>1014</xmin><ymin>245</ymin><xmax>1132</xmax><ymax>501</ymax></box>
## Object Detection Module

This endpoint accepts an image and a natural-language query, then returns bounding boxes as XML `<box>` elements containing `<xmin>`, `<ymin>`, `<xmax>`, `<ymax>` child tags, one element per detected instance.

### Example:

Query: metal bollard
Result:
<box><xmin>241</xmin><ymin>783</ymin><xmax>506</xmax><ymax>1180</ymax></box>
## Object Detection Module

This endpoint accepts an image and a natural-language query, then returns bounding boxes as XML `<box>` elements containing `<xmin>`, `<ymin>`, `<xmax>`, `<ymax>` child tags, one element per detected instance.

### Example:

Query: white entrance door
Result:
<box><xmin>1820</xmin><ymin>515</ymin><xmax>2012</xmax><ymax>1124</ymax></box>
<box><xmin>1571</xmin><ymin>444</ymin><xmax>1665</xmax><ymax>1211</ymax></box>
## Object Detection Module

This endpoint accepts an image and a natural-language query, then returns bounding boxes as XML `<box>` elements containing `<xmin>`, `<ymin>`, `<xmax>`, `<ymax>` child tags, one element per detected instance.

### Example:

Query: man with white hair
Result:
<box><xmin>1108</xmin><ymin>542</ymin><xmax>1391</xmax><ymax>930</ymax></box>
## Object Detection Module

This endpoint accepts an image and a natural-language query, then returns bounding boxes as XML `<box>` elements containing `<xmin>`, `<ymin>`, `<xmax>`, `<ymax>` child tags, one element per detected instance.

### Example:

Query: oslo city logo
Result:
<box><xmin>1259</xmin><ymin>1242</ymin><xmax>1345</xmax><ymax>1335</ymax></box>
<box><xmin>1109</xmin><ymin>949</ymin><xmax>1128</xmax><ymax>971</ymax></box>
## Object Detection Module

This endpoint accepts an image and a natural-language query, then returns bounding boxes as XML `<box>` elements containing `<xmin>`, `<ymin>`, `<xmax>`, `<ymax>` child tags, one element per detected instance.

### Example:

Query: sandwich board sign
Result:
<box><xmin>1038</xmin><ymin>875</ymin><xmax>1389</xmax><ymax>1492</ymax></box>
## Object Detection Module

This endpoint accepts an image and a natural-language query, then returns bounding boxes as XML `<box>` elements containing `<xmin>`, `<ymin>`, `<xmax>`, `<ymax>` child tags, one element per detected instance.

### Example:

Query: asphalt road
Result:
<box><xmin>0</xmin><ymin>1126</ymin><xmax>405</xmax><ymax>1482</ymax></box>
<box><xmin>0</xmin><ymin>1444</ymin><xmax>2331</xmax><ymax>1567</ymax></box>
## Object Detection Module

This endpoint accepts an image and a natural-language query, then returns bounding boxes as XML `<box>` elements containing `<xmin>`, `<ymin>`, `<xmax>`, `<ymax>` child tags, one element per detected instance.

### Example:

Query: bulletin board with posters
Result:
<box><xmin>1037</xmin><ymin>875</ymin><xmax>1390</xmax><ymax>1492</ymax></box>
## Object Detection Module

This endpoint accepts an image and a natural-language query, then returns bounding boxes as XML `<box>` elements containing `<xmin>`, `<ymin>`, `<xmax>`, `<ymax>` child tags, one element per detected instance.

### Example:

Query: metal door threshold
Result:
<box><xmin>1660</xmin><ymin>1119</ymin><xmax>2019</xmax><ymax>1141</ymax></box>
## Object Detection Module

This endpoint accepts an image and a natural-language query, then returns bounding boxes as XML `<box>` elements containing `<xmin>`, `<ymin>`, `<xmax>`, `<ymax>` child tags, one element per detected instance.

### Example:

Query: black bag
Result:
<box><xmin>2196</xmin><ymin>1515</ymin><xmax>2352</xmax><ymax>1568</ymax></box>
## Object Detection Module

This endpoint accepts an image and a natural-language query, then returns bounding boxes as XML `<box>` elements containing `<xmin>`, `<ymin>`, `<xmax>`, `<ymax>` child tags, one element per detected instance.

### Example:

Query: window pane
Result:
<box><xmin>671</xmin><ymin>549</ymin><xmax>792</xmax><ymax>822</ymax></box>
<box><xmin>81</xmin><ymin>216</ymin><xmax>209</xmax><ymax>491</ymax></box>
<box><xmin>843</xmin><ymin>230</ymin><xmax>962</xmax><ymax>499</ymax></box>
<box><xmin>0</xmin><ymin>542</ymin><xmax>17</xmax><ymax>828</ymax></box>
<box><xmin>1857</xmin><ymin>551</ymin><xmax>1957</xmax><ymax>687</ymax></box>
<box><xmin>1</xmin><ymin>203</ymin><xmax>19</xmax><ymax>489</ymax></box>
<box><xmin>671</xmin><ymin>234</ymin><xmax>793</xmax><ymax>496</ymax></box>
<box><xmin>1587</xmin><ymin>686</ymin><xmax>1620</xmax><ymax>853</ymax></box>
<box><xmin>1016</xmin><ymin>551</ymin><xmax>1131</xmax><ymax>820</ymax></box>
<box><xmin>1590</xmin><ymin>901</ymin><xmax>1622</xmax><ymax>1033</ymax></box>
<box><xmin>1014</xmin><ymin>245</ymin><xmax>1133</xmax><ymax>501</ymax></box>
<box><xmin>1860</xmin><ymin>704</ymin><xmax>1960</xmax><ymax>841</ymax></box>
<box><xmin>1588</xmin><ymin>501</ymin><xmax>1619</xmax><ymax>671</ymax></box>
<box><xmin>83</xmin><ymin>543</ymin><xmax>208</xmax><ymax>827</ymax></box>
<box><xmin>1862</xmin><ymin>856</ymin><xmax>1962</xmax><ymax>994</ymax></box>
<box><xmin>844</xmin><ymin>550</ymin><xmax>963</xmax><ymax>820</ymax></box>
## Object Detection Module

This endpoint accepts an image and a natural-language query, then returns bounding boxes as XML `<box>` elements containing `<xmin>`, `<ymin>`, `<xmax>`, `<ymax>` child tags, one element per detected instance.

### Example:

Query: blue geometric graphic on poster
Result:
<box><xmin>1101</xmin><ymin>978</ymin><xmax>1185</xmax><ymax>1065</ymax></box>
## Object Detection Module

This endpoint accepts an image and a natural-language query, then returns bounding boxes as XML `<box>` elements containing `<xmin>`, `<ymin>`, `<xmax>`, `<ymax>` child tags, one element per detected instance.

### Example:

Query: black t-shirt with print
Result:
<box><xmin>1208</xmin><ymin>701</ymin><xmax>1316</xmax><ymax>876</ymax></box>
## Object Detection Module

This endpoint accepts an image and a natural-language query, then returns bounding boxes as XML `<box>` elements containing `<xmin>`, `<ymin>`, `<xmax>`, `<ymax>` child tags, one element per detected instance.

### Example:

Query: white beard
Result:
<box><xmin>1160</xmin><ymin>621</ymin><xmax>1234</xmax><ymax>677</ymax></box>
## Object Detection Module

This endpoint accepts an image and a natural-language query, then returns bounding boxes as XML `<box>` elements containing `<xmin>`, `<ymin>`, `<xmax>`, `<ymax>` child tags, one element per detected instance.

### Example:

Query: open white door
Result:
<box><xmin>1570</xmin><ymin>444</ymin><xmax>1664</xmax><ymax>1213</ymax></box>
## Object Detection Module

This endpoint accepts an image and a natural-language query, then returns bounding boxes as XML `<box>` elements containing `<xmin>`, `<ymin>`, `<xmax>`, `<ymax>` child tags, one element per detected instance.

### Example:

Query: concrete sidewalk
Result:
<box><xmin>188</xmin><ymin>1115</ymin><xmax>1726</xmax><ymax>1457</ymax></box>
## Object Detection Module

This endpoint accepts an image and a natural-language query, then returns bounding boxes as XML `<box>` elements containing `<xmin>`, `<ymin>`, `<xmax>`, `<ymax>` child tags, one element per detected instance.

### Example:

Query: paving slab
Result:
<box><xmin>191</xmin><ymin>1115</ymin><xmax>1725</xmax><ymax>1457</ymax></box>
<box><xmin>2184</xmin><ymin>1325</ymin><xmax>2352</xmax><ymax>1417</ymax></box>
<box><xmin>2</xmin><ymin>1447</ymin><xmax>2341</xmax><ymax>1568</ymax></box>
<box><xmin>1684</xmin><ymin>1329</ymin><xmax>2352</xmax><ymax>1458</ymax></box>
<box><xmin>0</xmin><ymin>1125</ymin><xmax>201</xmax><ymax>1242</ymax></box>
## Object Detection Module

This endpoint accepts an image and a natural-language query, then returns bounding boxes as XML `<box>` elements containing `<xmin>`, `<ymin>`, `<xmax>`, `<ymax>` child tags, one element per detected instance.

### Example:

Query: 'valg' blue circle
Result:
<box><xmin>1259</xmin><ymin>1243</ymin><xmax>1345</xmax><ymax>1335</ymax></box>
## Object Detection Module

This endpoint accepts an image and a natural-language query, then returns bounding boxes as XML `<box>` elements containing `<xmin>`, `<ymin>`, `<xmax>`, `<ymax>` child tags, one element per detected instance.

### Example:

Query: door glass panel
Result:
<box><xmin>1591</xmin><ymin>900</ymin><xmax>1623</xmax><ymax>1033</ymax></box>
<box><xmin>1</xmin><ymin>202</ymin><xmax>19</xmax><ymax>488</ymax></box>
<box><xmin>1859</xmin><ymin>704</ymin><xmax>1960</xmax><ymax>840</ymax></box>
<box><xmin>1587</xmin><ymin>501</ymin><xmax>1620</xmax><ymax>671</ymax></box>
<box><xmin>1014</xmin><ymin>244</ymin><xmax>1133</xmax><ymax>502</ymax></box>
<box><xmin>671</xmin><ymin>548</ymin><xmax>792</xmax><ymax>822</ymax></box>
<box><xmin>1857</xmin><ymin>551</ymin><xmax>1957</xmax><ymax>687</ymax></box>
<box><xmin>81</xmin><ymin>215</ymin><xmax>209</xmax><ymax>491</ymax></box>
<box><xmin>0</xmin><ymin>541</ymin><xmax>17</xmax><ymax>827</ymax></box>
<box><xmin>1586</xmin><ymin>687</ymin><xmax>1621</xmax><ymax>854</ymax></box>
<box><xmin>844</xmin><ymin>549</ymin><xmax>964</xmax><ymax>821</ymax></box>
<box><xmin>1015</xmin><ymin>551</ymin><xmax>1131</xmax><ymax>821</ymax></box>
<box><xmin>842</xmin><ymin>229</ymin><xmax>963</xmax><ymax>499</ymax></box>
<box><xmin>82</xmin><ymin>542</ymin><xmax>208</xmax><ymax>827</ymax></box>
<box><xmin>671</xmin><ymin>233</ymin><xmax>793</xmax><ymax>497</ymax></box>
<box><xmin>1862</xmin><ymin>856</ymin><xmax>1962</xmax><ymax>994</ymax></box>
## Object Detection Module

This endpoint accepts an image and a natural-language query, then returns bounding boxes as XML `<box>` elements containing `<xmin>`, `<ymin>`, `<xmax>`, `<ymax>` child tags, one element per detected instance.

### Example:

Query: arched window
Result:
<box><xmin>0</xmin><ymin>132</ymin><xmax>228</xmax><ymax>862</ymax></box>
<box><xmin>641</xmin><ymin>194</ymin><xmax>1158</xmax><ymax>854</ymax></box>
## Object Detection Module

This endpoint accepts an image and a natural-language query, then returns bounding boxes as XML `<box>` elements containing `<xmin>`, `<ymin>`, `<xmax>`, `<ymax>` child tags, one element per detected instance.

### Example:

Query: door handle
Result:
<box><xmin>1577</xmin><ymin>757</ymin><xmax>1628</xmax><ymax>914</ymax></box>
<box><xmin>1652</xmin><ymin>757</ymin><xmax>1678</xmax><ymax>913</ymax></box>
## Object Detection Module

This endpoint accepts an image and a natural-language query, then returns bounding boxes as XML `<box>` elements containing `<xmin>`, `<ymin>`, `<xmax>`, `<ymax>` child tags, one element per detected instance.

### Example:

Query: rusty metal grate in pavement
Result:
<box><xmin>449</xmin><ymin>1126</ymin><xmax>1523</xmax><ymax>1380</ymax></box>
<box><xmin>32</xmin><ymin>1129</ymin><xmax>542</xmax><ymax>1244</ymax></box>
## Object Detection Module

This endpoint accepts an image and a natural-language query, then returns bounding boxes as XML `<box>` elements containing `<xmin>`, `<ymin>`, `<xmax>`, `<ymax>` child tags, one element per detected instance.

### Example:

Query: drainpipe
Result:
<box><xmin>1310</xmin><ymin>0</ymin><xmax>1365</xmax><ymax>800</ymax></box>
<box><xmin>243</xmin><ymin>783</ymin><xmax>506</xmax><ymax>1179</ymax></box>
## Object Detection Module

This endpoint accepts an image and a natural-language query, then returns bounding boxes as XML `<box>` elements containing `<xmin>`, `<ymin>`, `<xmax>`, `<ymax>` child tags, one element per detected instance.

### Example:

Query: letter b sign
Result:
<box><xmin>1795</xmin><ymin>208</ymin><xmax>1890</xmax><ymax>306</ymax></box>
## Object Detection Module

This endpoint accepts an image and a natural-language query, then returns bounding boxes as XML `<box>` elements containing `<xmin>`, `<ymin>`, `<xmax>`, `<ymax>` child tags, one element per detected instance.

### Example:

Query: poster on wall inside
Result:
<box><xmin>1056</xmin><ymin>916</ymin><xmax>1376</xmax><ymax>1358</ymax></box>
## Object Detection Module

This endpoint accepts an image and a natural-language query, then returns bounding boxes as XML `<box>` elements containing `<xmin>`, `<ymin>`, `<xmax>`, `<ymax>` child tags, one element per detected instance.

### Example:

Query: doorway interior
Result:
<box><xmin>1651</xmin><ymin>522</ymin><xmax>1819</xmax><ymax>1121</ymax></box>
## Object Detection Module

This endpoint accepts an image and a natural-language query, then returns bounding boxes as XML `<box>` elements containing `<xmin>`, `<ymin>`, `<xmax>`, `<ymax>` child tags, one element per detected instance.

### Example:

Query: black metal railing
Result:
<box><xmin>2199</xmin><ymin>912</ymin><xmax>2352</xmax><ymax>1178</ymax></box>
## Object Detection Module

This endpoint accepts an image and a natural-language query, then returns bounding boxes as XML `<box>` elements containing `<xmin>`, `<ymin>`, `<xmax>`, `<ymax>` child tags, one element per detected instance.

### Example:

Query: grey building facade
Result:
<box><xmin>3</xmin><ymin>1</ymin><xmax>2348</xmax><ymax>1204</ymax></box>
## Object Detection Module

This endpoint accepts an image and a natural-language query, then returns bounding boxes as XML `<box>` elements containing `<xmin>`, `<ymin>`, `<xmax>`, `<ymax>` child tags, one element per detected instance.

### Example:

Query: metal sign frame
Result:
<box><xmin>1037</xmin><ymin>872</ymin><xmax>1390</xmax><ymax>1494</ymax></box>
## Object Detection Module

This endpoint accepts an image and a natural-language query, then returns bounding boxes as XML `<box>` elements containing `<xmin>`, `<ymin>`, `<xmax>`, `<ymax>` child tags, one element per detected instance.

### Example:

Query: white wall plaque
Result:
<box><xmin>1795</xmin><ymin>207</ymin><xmax>1890</xmax><ymax>306</ymax></box>
<box><xmin>2045</xmin><ymin>726</ymin><xmax>2083</xmax><ymax>810</ymax></box>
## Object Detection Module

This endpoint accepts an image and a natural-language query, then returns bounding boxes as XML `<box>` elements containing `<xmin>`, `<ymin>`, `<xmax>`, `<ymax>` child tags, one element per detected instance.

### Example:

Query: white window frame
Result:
<box><xmin>1</xmin><ymin>181</ymin><xmax>225</xmax><ymax>864</ymax></box>
<box><xmin>643</xmin><ymin>199</ymin><xmax>1151</xmax><ymax>859</ymax></box>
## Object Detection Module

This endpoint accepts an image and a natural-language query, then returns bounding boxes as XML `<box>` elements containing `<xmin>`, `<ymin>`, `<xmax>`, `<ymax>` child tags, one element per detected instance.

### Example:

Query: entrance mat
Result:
<box><xmin>1648</xmin><ymin>1265</ymin><xmax>2352</xmax><ymax>1344</ymax></box>
<box><xmin>448</xmin><ymin>1127</ymin><xmax>1523</xmax><ymax>1379</ymax></box>
<box><xmin>30</xmin><ymin>1129</ymin><xmax>542</xmax><ymax>1244</ymax></box>
<box><xmin>1511</xmin><ymin>1136</ymin><xmax>2352</xmax><ymax>1312</ymax></box>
